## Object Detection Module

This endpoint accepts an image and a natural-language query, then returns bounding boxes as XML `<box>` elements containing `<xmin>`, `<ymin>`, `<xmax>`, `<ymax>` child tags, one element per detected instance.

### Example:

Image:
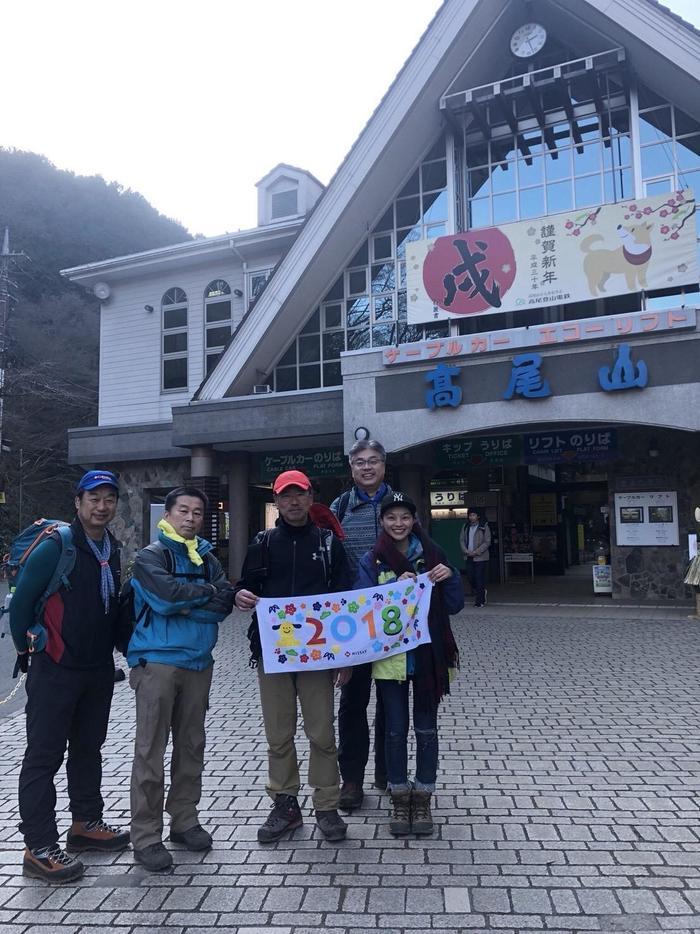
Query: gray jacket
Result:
<box><xmin>459</xmin><ymin>521</ymin><xmax>491</xmax><ymax>563</ymax></box>
<box><xmin>330</xmin><ymin>484</ymin><xmax>393</xmax><ymax>580</ymax></box>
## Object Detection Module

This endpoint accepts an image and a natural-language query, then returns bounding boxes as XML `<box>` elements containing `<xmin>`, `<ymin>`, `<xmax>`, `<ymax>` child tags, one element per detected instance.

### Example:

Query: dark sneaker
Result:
<box><xmin>373</xmin><ymin>774</ymin><xmax>388</xmax><ymax>791</ymax></box>
<box><xmin>257</xmin><ymin>794</ymin><xmax>303</xmax><ymax>843</ymax></box>
<box><xmin>133</xmin><ymin>841</ymin><xmax>173</xmax><ymax>872</ymax></box>
<box><xmin>338</xmin><ymin>781</ymin><xmax>364</xmax><ymax>811</ymax></box>
<box><xmin>389</xmin><ymin>790</ymin><xmax>412</xmax><ymax>836</ymax></box>
<box><xmin>316</xmin><ymin>809</ymin><xmax>348</xmax><ymax>841</ymax></box>
<box><xmin>169</xmin><ymin>824</ymin><xmax>213</xmax><ymax>851</ymax></box>
<box><xmin>66</xmin><ymin>819</ymin><xmax>130</xmax><ymax>853</ymax></box>
<box><xmin>23</xmin><ymin>845</ymin><xmax>84</xmax><ymax>883</ymax></box>
<box><xmin>411</xmin><ymin>790</ymin><xmax>434</xmax><ymax>835</ymax></box>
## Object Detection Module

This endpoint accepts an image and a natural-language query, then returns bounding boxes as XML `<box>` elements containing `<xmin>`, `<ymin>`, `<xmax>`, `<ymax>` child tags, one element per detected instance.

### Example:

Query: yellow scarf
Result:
<box><xmin>158</xmin><ymin>518</ymin><xmax>203</xmax><ymax>566</ymax></box>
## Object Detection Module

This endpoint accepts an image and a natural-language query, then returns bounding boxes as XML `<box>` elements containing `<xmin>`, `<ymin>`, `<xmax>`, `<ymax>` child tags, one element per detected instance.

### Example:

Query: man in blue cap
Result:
<box><xmin>10</xmin><ymin>469</ymin><xmax>130</xmax><ymax>883</ymax></box>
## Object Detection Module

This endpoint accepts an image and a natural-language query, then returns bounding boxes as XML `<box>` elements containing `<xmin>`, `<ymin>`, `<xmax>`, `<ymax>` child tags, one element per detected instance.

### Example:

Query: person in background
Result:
<box><xmin>330</xmin><ymin>439</ymin><xmax>391</xmax><ymax>810</ymax></box>
<box><xmin>459</xmin><ymin>508</ymin><xmax>491</xmax><ymax>608</ymax></box>
<box><xmin>234</xmin><ymin>469</ymin><xmax>352</xmax><ymax>844</ymax></box>
<box><xmin>356</xmin><ymin>491</ymin><xmax>463</xmax><ymax>836</ymax></box>
<box><xmin>11</xmin><ymin>470</ymin><xmax>129</xmax><ymax>883</ymax></box>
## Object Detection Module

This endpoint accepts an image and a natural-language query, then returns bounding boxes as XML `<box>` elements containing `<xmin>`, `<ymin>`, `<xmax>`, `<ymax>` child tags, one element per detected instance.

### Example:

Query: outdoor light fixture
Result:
<box><xmin>354</xmin><ymin>426</ymin><xmax>370</xmax><ymax>441</ymax></box>
<box><xmin>233</xmin><ymin>288</ymin><xmax>243</xmax><ymax>297</ymax></box>
<box><xmin>144</xmin><ymin>304</ymin><xmax>154</xmax><ymax>313</ymax></box>
<box><xmin>648</xmin><ymin>438</ymin><xmax>660</xmax><ymax>458</ymax></box>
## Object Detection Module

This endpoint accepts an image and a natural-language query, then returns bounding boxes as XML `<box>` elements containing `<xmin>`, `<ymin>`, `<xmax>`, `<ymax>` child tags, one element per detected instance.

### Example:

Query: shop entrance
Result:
<box><xmin>429</xmin><ymin>456</ymin><xmax>611</xmax><ymax>596</ymax></box>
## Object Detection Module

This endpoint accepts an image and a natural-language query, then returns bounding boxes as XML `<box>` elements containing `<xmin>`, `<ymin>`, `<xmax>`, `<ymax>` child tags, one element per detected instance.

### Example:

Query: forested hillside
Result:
<box><xmin>0</xmin><ymin>148</ymin><xmax>192</xmax><ymax>544</ymax></box>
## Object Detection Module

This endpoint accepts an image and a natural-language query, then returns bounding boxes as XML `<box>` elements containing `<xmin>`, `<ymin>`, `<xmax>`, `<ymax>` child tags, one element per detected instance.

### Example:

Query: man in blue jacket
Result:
<box><xmin>127</xmin><ymin>486</ymin><xmax>234</xmax><ymax>872</ymax></box>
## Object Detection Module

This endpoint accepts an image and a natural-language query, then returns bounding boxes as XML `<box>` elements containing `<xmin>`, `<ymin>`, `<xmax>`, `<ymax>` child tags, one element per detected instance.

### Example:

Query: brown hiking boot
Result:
<box><xmin>411</xmin><ymin>790</ymin><xmax>434</xmax><ymax>835</ymax></box>
<box><xmin>23</xmin><ymin>845</ymin><xmax>84</xmax><ymax>883</ymax></box>
<box><xmin>389</xmin><ymin>789</ymin><xmax>412</xmax><ymax>836</ymax></box>
<box><xmin>66</xmin><ymin>818</ymin><xmax>130</xmax><ymax>852</ymax></box>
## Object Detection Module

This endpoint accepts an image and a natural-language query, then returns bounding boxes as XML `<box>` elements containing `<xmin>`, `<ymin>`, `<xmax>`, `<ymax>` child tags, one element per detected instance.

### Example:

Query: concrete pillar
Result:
<box><xmin>228</xmin><ymin>454</ymin><xmax>250</xmax><ymax>582</ymax></box>
<box><xmin>398</xmin><ymin>465</ymin><xmax>430</xmax><ymax>530</ymax></box>
<box><xmin>190</xmin><ymin>445</ymin><xmax>214</xmax><ymax>477</ymax></box>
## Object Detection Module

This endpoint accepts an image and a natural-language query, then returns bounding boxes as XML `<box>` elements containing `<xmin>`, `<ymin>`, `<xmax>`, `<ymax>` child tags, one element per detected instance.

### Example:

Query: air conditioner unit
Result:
<box><xmin>253</xmin><ymin>384</ymin><xmax>272</xmax><ymax>394</ymax></box>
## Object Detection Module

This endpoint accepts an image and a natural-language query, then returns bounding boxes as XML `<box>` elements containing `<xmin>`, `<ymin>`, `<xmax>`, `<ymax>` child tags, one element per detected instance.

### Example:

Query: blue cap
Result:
<box><xmin>76</xmin><ymin>470</ymin><xmax>119</xmax><ymax>493</ymax></box>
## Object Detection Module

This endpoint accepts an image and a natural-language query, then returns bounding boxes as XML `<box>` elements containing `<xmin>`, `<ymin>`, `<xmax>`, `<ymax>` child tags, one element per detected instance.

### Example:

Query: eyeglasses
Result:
<box><xmin>352</xmin><ymin>457</ymin><xmax>384</xmax><ymax>468</ymax></box>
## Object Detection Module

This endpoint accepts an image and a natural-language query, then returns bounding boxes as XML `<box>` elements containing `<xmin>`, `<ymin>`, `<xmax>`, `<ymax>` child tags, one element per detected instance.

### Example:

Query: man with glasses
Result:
<box><xmin>330</xmin><ymin>439</ymin><xmax>392</xmax><ymax>811</ymax></box>
<box><xmin>234</xmin><ymin>470</ymin><xmax>352</xmax><ymax>843</ymax></box>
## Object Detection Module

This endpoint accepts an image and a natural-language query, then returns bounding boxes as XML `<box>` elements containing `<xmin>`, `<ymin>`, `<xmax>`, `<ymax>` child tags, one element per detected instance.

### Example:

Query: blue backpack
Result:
<box><xmin>1</xmin><ymin>520</ymin><xmax>76</xmax><ymax>653</ymax></box>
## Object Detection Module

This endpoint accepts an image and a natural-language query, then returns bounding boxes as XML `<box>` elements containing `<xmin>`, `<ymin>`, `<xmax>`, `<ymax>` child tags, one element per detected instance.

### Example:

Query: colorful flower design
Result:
<box><xmin>331</xmin><ymin>603</ymin><xmax>341</xmax><ymax>613</ymax></box>
<box><xmin>294</xmin><ymin>612</ymin><xmax>305</xmax><ymax>622</ymax></box>
<box><xmin>277</xmin><ymin>610</ymin><xmax>286</xmax><ymax>620</ymax></box>
<box><xmin>372</xmin><ymin>640</ymin><xmax>383</xmax><ymax>652</ymax></box>
<box><xmin>311</xmin><ymin>649</ymin><xmax>322</xmax><ymax>661</ymax></box>
<box><xmin>313</xmin><ymin>602</ymin><xmax>322</xmax><ymax>612</ymax></box>
<box><xmin>300</xmin><ymin>654</ymin><xmax>309</xmax><ymax>663</ymax></box>
<box><xmin>278</xmin><ymin>655</ymin><xmax>287</xmax><ymax>664</ymax></box>
<box><xmin>348</xmin><ymin>601</ymin><xmax>359</xmax><ymax>613</ymax></box>
<box><xmin>285</xmin><ymin>603</ymin><xmax>296</xmax><ymax>615</ymax></box>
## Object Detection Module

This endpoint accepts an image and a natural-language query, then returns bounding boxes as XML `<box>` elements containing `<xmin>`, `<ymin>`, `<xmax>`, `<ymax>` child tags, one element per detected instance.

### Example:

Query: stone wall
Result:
<box><xmin>113</xmin><ymin>460</ymin><xmax>190</xmax><ymax>565</ymax></box>
<box><xmin>609</xmin><ymin>428</ymin><xmax>700</xmax><ymax>601</ymax></box>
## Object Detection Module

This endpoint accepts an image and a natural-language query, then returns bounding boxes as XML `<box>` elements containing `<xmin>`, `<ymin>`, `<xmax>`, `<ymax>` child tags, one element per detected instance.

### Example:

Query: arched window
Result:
<box><xmin>162</xmin><ymin>287</ymin><xmax>188</xmax><ymax>391</ymax></box>
<box><xmin>204</xmin><ymin>279</ymin><xmax>232</xmax><ymax>376</ymax></box>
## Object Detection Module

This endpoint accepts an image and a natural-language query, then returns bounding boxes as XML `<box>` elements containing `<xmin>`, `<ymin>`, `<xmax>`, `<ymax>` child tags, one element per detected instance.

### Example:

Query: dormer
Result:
<box><xmin>256</xmin><ymin>163</ymin><xmax>324</xmax><ymax>227</ymax></box>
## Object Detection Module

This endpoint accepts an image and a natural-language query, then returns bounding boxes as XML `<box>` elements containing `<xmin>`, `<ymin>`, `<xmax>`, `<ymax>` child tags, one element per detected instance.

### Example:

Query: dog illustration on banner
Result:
<box><xmin>581</xmin><ymin>222</ymin><xmax>654</xmax><ymax>296</ymax></box>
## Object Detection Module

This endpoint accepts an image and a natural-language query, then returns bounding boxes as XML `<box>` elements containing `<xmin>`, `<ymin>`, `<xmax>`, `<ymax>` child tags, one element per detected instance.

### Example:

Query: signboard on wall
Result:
<box><xmin>257</xmin><ymin>449</ymin><xmax>346</xmax><ymax>482</ymax></box>
<box><xmin>524</xmin><ymin>429</ymin><xmax>617</xmax><ymax>464</ymax></box>
<box><xmin>435</xmin><ymin>434</ymin><xmax>521</xmax><ymax>468</ymax></box>
<box><xmin>406</xmin><ymin>190</ymin><xmax>698</xmax><ymax>323</ymax></box>
<box><xmin>614</xmin><ymin>491</ymin><xmax>679</xmax><ymax>546</ymax></box>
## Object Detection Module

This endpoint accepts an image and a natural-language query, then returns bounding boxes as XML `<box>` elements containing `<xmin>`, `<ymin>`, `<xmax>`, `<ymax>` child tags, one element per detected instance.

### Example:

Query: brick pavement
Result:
<box><xmin>1</xmin><ymin>609</ymin><xmax>700</xmax><ymax>934</ymax></box>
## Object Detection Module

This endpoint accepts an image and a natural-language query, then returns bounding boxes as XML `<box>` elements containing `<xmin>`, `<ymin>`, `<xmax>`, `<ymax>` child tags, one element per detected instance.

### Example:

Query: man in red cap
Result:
<box><xmin>234</xmin><ymin>470</ymin><xmax>352</xmax><ymax>843</ymax></box>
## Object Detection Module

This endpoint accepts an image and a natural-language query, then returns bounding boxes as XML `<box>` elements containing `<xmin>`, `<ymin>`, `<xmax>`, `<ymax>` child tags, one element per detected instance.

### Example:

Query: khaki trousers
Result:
<box><xmin>129</xmin><ymin>662</ymin><xmax>213</xmax><ymax>850</ymax></box>
<box><xmin>257</xmin><ymin>667</ymin><xmax>340</xmax><ymax>811</ymax></box>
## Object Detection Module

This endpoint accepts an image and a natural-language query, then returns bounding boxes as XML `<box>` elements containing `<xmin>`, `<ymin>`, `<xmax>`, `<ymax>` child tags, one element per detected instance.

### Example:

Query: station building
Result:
<box><xmin>65</xmin><ymin>0</ymin><xmax>700</xmax><ymax>602</ymax></box>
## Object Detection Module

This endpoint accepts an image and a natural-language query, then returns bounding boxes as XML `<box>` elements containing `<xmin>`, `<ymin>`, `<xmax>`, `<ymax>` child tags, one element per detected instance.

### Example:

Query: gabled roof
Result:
<box><xmin>198</xmin><ymin>0</ymin><xmax>700</xmax><ymax>402</ymax></box>
<box><xmin>256</xmin><ymin>163</ymin><xmax>325</xmax><ymax>189</ymax></box>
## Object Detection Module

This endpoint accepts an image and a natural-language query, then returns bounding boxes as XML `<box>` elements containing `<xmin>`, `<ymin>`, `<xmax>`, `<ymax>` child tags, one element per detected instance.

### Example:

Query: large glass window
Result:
<box><xmin>639</xmin><ymin>91</ymin><xmax>700</xmax><ymax>205</ymax></box>
<box><xmin>162</xmin><ymin>287</ymin><xmax>188</xmax><ymax>391</ymax></box>
<box><xmin>271</xmin><ymin>189</ymin><xmax>298</xmax><ymax>219</ymax></box>
<box><xmin>466</xmin><ymin>73</ymin><xmax>632</xmax><ymax>229</ymax></box>
<box><xmin>204</xmin><ymin>280</ymin><xmax>231</xmax><ymax>376</ymax></box>
<box><xmin>273</xmin><ymin>138</ymin><xmax>450</xmax><ymax>392</ymax></box>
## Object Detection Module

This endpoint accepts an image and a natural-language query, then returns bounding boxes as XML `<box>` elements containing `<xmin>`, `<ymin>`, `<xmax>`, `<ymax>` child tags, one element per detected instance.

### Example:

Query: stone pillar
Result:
<box><xmin>228</xmin><ymin>454</ymin><xmax>250</xmax><ymax>582</ymax></box>
<box><xmin>190</xmin><ymin>445</ymin><xmax>214</xmax><ymax>477</ymax></box>
<box><xmin>398</xmin><ymin>465</ymin><xmax>430</xmax><ymax>530</ymax></box>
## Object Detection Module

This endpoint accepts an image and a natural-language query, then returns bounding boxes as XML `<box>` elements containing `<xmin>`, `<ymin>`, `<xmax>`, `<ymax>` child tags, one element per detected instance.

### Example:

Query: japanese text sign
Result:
<box><xmin>257</xmin><ymin>574</ymin><xmax>434</xmax><ymax>673</ymax></box>
<box><xmin>382</xmin><ymin>307</ymin><xmax>696</xmax><ymax>365</ymax></box>
<box><xmin>257</xmin><ymin>448</ymin><xmax>345</xmax><ymax>482</ymax></box>
<box><xmin>435</xmin><ymin>435</ymin><xmax>522</xmax><ymax>468</ymax></box>
<box><xmin>524</xmin><ymin>429</ymin><xmax>617</xmax><ymax>464</ymax></box>
<box><xmin>406</xmin><ymin>190</ymin><xmax>698</xmax><ymax>323</ymax></box>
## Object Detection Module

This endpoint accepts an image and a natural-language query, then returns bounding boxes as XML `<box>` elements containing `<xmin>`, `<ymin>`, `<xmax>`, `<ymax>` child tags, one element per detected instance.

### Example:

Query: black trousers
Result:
<box><xmin>18</xmin><ymin>653</ymin><xmax>115</xmax><ymax>851</ymax></box>
<box><xmin>337</xmin><ymin>661</ymin><xmax>386</xmax><ymax>785</ymax></box>
<box><xmin>466</xmin><ymin>558</ymin><xmax>488</xmax><ymax>605</ymax></box>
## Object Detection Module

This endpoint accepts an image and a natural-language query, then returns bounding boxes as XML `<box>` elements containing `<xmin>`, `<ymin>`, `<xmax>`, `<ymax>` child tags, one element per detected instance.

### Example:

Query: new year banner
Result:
<box><xmin>258</xmin><ymin>574</ymin><xmax>434</xmax><ymax>674</ymax></box>
<box><xmin>407</xmin><ymin>190</ymin><xmax>697</xmax><ymax>323</ymax></box>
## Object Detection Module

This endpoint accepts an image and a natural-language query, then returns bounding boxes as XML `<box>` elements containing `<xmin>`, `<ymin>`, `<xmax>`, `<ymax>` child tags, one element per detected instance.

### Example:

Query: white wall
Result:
<box><xmin>98</xmin><ymin>261</ymin><xmax>247</xmax><ymax>427</ymax></box>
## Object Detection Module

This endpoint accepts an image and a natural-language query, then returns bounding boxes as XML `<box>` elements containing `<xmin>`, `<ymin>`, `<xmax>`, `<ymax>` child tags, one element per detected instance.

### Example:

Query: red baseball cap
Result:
<box><xmin>273</xmin><ymin>470</ymin><xmax>313</xmax><ymax>495</ymax></box>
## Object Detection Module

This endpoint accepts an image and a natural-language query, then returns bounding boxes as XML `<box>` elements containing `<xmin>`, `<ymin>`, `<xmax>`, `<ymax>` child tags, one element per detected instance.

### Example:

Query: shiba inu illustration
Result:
<box><xmin>581</xmin><ymin>223</ymin><xmax>654</xmax><ymax>295</ymax></box>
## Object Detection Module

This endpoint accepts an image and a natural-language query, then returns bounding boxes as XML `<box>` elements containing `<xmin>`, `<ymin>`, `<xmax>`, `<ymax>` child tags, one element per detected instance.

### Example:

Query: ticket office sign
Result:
<box><xmin>257</xmin><ymin>574</ymin><xmax>434</xmax><ymax>673</ymax></box>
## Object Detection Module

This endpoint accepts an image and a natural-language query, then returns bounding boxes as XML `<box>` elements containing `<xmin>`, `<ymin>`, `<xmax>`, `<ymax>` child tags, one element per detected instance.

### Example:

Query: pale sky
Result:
<box><xmin>4</xmin><ymin>0</ymin><xmax>699</xmax><ymax>238</ymax></box>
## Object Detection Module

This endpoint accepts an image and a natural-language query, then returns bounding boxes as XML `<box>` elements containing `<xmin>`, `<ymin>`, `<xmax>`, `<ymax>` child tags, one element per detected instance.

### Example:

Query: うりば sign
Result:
<box><xmin>406</xmin><ymin>190</ymin><xmax>698</xmax><ymax>323</ymax></box>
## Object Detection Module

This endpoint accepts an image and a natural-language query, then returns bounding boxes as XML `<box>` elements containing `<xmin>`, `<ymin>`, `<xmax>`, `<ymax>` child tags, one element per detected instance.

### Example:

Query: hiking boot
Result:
<box><xmin>338</xmin><ymin>781</ymin><xmax>364</xmax><ymax>811</ymax></box>
<box><xmin>411</xmin><ymin>790</ymin><xmax>434</xmax><ymax>835</ymax></box>
<box><xmin>133</xmin><ymin>841</ymin><xmax>173</xmax><ymax>872</ymax></box>
<box><xmin>66</xmin><ymin>819</ymin><xmax>130</xmax><ymax>853</ymax></box>
<box><xmin>389</xmin><ymin>789</ymin><xmax>412</xmax><ymax>836</ymax></box>
<box><xmin>257</xmin><ymin>794</ymin><xmax>303</xmax><ymax>843</ymax></box>
<box><xmin>316</xmin><ymin>809</ymin><xmax>348</xmax><ymax>841</ymax></box>
<box><xmin>373</xmin><ymin>773</ymin><xmax>388</xmax><ymax>791</ymax></box>
<box><xmin>23</xmin><ymin>844</ymin><xmax>84</xmax><ymax>883</ymax></box>
<box><xmin>169</xmin><ymin>824</ymin><xmax>213</xmax><ymax>851</ymax></box>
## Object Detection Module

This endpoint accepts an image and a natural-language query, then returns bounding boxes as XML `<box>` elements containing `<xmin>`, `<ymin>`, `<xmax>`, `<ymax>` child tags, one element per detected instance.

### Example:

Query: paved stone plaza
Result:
<box><xmin>1</xmin><ymin>606</ymin><xmax>700</xmax><ymax>934</ymax></box>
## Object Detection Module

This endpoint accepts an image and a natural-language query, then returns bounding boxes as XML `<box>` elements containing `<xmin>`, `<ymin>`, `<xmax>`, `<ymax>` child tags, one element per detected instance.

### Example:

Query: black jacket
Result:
<box><xmin>234</xmin><ymin>517</ymin><xmax>351</xmax><ymax>660</ymax></box>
